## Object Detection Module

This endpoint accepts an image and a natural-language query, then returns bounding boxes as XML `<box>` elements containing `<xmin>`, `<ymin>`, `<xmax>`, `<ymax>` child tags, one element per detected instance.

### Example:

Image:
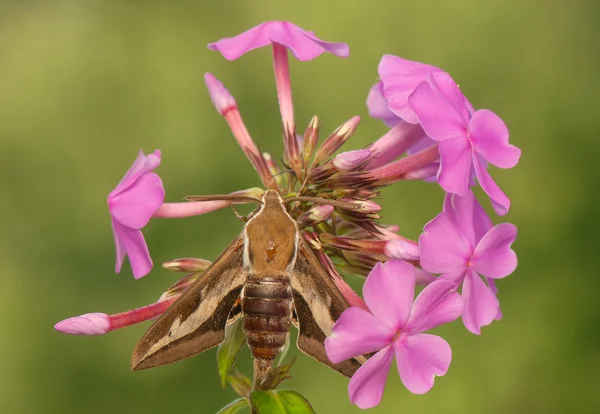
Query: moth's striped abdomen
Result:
<box><xmin>242</xmin><ymin>276</ymin><xmax>292</xmax><ymax>360</ymax></box>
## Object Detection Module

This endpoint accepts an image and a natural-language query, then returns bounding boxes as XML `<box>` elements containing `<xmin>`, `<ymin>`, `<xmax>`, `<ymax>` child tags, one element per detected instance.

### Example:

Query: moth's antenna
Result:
<box><xmin>183</xmin><ymin>194</ymin><xmax>263</xmax><ymax>204</ymax></box>
<box><xmin>283</xmin><ymin>196</ymin><xmax>360</xmax><ymax>211</ymax></box>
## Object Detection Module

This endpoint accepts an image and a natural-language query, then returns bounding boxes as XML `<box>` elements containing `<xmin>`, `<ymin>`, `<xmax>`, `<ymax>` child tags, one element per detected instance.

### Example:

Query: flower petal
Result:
<box><xmin>395</xmin><ymin>334</ymin><xmax>452</xmax><ymax>394</ymax></box>
<box><xmin>430</xmin><ymin>71</ymin><xmax>471</xmax><ymax>125</ymax></box>
<box><xmin>109</xmin><ymin>172</ymin><xmax>165</xmax><ymax>229</ymax></box>
<box><xmin>367</xmin><ymin>82</ymin><xmax>400</xmax><ymax>127</ymax></box>
<box><xmin>442</xmin><ymin>190</ymin><xmax>492</xmax><ymax>250</ymax></box>
<box><xmin>472</xmin><ymin>154</ymin><xmax>511</xmax><ymax>216</ymax></box>
<box><xmin>419</xmin><ymin>212</ymin><xmax>470</xmax><ymax>274</ymax></box>
<box><xmin>110</xmin><ymin>150</ymin><xmax>161</xmax><ymax>198</ymax></box>
<box><xmin>325</xmin><ymin>307</ymin><xmax>393</xmax><ymax>364</ymax></box>
<box><xmin>472</xmin><ymin>223</ymin><xmax>518</xmax><ymax>278</ymax></box>
<box><xmin>363</xmin><ymin>261</ymin><xmax>416</xmax><ymax>331</ymax></box>
<box><xmin>409</xmin><ymin>80</ymin><xmax>467</xmax><ymax>141</ymax></box>
<box><xmin>378</xmin><ymin>55</ymin><xmax>442</xmax><ymax>124</ymax></box>
<box><xmin>470</xmin><ymin>109</ymin><xmax>521</xmax><ymax>169</ymax></box>
<box><xmin>112</xmin><ymin>219</ymin><xmax>126</xmax><ymax>274</ymax></box>
<box><xmin>462</xmin><ymin>268</ymin><xmax>499</xmax><ymax>334</ymax></box>
<box><xmin>348</xmin><ymin>345</ymin><xmax>394</xmax><ymax>409</ymax></box>
<box><xmin>208</xmin><ymin>21</ymin><xmax>348</xmax><ymax>61</ymax></box>
<box><xmin>406</xmin><ymin>280</ymin><xmax>463</xmax><ymax>334</ymax></box>
<box><xmin>437</xmin><ymin>137</ymin><xmax>472</xmax><ymax>196</ymax></box>
<box><xmin>112</xmin><ymin>221</ymin><xmax>153</xmax><ymax>279</ymax></box>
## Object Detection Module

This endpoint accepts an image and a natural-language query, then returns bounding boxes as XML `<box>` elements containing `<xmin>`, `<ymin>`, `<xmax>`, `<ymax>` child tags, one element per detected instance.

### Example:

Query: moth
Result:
<box><xmin>131</xmin><ymin>189</ymin><xmax>366</xmax><ymax>382</ymax></box>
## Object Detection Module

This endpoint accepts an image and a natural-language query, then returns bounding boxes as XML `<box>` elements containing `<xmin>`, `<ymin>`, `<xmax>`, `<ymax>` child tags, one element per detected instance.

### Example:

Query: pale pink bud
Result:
<box><xmin>313</xmin><ymin>116</ymin><xmax>360</xmax><ymax>164</ymax></box>
<box><xmin>298</xmin><ymin>204</ymin><xmax>334</xmax><ymax>227</ymax></box>
<box><xmin>54</xmin><ymin>313</ymin><xmax>111</xmax><ymax>335</ymax></box>
<box><xmin>162</xmin><ymin>258</ymin><xmax>212</xmax><ymax>272</ymax></box>
<box><xmin>333</xmin><ymin>149</ymin><xmax>372</xmax><ymax>172</ymax></box>
<box><xmin>384</xmin><ymin>239</ymin><xmax>420</xmax><ymax>261</ymax></box>
<box><xmin>204</xmin><ymin>72</ymin><xmax>236</xmax><ymax>115</ymax></box>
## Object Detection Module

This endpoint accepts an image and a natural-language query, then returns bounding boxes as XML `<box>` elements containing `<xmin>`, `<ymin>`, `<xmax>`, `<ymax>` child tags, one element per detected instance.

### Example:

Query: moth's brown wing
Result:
<box><xmin>291</xmin><ymin>239</ymin><xmax>366</xmax><ymax>378</ymax></box>
<box><xmin>131</xmin><ymin>237</ymin><xmax>247</xmax><ymax>371</ymax></box>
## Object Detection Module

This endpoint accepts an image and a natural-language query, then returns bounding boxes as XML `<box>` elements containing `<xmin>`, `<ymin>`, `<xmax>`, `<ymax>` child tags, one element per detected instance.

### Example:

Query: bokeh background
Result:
<box><xmin>1</xmin><ymin>0</ymin><xmax>598</xmax><ymax>413</ymax></box>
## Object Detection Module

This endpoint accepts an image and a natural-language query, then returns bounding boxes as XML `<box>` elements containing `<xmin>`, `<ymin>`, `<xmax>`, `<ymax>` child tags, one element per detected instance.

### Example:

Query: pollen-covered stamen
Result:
<box><xmin>366</xmin><ymin>122</ymin><xmax>428</xmax><ymax>169</ymax></box>
<box><xmin>204</xmin><ymin>73</ymin><xmax>277</xmax><ymax>190</ymax></box>
<box><xmin>312</xmin><ymin>116</ymin><xmax>361</xmax><ymax>167</ymax></box>
<box><xmin>54</xmin><ymin>296</ymin><xmax>178</xmax><ymax>335</ymax></box>
<box><xmin>162</xmin><ymin>258</ymin><xmax>212</xmax><ymax>273</ymax></box>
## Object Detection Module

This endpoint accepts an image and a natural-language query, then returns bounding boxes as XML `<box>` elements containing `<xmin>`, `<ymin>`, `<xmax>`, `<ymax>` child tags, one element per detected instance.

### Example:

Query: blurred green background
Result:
<box><xmin>1</xmin><ymin>0</ymin><xmax>598</xmax><ymax>413</ymax></box>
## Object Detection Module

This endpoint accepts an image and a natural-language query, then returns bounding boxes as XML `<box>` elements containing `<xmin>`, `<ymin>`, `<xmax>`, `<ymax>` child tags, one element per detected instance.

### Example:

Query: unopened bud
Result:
<box><xmin>303</xmin><ymin>116</ymin><xmax>320</xmax><ymax>163</ymax></box>
<box><xmin>204</xmin><ymin>72</ymin><xmax>236</xmax><ymax>115</ymax></box>
<box><xmin>54</xmin><ymin>313</ymin><xmax>110</xmax><ymax>335</ymax></box>
<box><xmin>384</xmin><ymin>239</ymin><xmax>420</xmax><ymax>261</ymax></box>
<box><xmin>339</xmin><ymin>197</ymin><xmax>382</xmax><ymax>214</ymax></box>
<box><xmin>333</xmin><ymin>149</ymin><xmax>372</xmax><ymax>172</ymax></box>
<box><xmin>163</xmin><ymin>258</ymin><xmax>212</xmax><ymax>273</ymax></box>
<box><xmin>313</xmin><ymin>116</ymin><xmax>360</xmax><ymax>165</ymax></box>
<box><xmin>298</xmin><ymin>204</ymin><xmax>334</xmax><ymax>228</ymax></box>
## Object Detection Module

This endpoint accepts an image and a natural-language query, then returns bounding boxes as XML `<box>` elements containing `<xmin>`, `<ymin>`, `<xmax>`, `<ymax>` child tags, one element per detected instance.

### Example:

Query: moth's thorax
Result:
<box><xmin>243</xmin><ymin>190</ymin><xmax>298</xmax><ymax>276</ymax></box>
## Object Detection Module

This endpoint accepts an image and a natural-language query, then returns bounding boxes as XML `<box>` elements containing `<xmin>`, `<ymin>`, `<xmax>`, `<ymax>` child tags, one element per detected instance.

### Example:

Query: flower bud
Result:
<box><xmin>162</xmin><ymin>258</ymin><xmax>212</xmax><ymax>272</ymax></box>
<box><xmin>333</xmin><ymin>149</ymin><xmax>372</xmax><ymax>172</ymax></box>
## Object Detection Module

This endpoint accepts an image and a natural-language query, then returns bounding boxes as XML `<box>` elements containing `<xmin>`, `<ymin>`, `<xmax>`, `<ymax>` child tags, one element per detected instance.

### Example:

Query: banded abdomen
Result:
<box><xmin>242</xmin><ymin>276</ymin><xmax>293</xmax><ymax>361</ymax></box>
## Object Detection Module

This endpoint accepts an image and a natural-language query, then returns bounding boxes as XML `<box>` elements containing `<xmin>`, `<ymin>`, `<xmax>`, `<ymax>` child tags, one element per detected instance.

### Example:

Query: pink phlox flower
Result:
<box><xmin>108</xmin><ymin>150</ymin><xmax>165</xmax><ymax>279</ymax></box>
<box><xmin>325</xmin><ymin>260</ymin><xmax>462</xmax><ymax>409</ymax></box>
<box><xmin>419</xmin><ymin>190</ymin><xmax>517</xmax><ymax>334</ymax></box>
<box><xmin>208</xmin><ymin>21</ymin><xmax>349</xmax><ymax>61</ymax></box>
<box><xmin>409</xmin><ymin>71</ymin><xmax>521</xmax><ymax>215</ymax></box>
<box><xmin>377</xmin><ymin>55</ymin><xmax>444</xmax><ymax>124</ymax></box>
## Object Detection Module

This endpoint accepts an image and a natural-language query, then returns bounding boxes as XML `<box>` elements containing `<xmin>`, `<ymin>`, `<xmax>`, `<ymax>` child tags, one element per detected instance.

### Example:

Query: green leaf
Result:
<box><xmin>228</xmin><ymin>370</ymin><xmax>253</xmax><ymax>398</ymax></box>
<box><xmin>250</xmin><ymin>389</ymin><xmax>315</xmax><ymax>414</ymax></box>
<box><xmin>216</xmin><ymin>398</ymin><xmax>250</xmax><ymax>414</ymax></box>
<box><xmin>217</xmin><ymin>319</ymin><xmax>246</xmax><ymax>388</ymax></box>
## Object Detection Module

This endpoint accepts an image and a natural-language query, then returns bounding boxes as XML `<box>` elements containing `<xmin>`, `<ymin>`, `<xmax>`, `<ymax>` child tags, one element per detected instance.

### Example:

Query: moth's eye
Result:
<box><xmin>266</xmin><ymin>246</ymin><xmax>277</xmax><ymax>262</ymax></box>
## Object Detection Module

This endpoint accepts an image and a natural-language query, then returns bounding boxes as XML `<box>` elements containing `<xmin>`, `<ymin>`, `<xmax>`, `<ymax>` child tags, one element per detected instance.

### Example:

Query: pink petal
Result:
<box><xmin>208</xmin><ymin>21</ymin><xmax>348</xmax><ymax>61</ymax></box>
<box><xmin>378</xmin><ymin>55</ymin><xmax>442</xmax><ymax>124</ymax></box>
<box><xmin>325</xmin><ymin>307</ymin><xmax>393</xmax><ymax>364</ymax></box>
<box><xmin>429</xmin><ymin>72</ymin><xmax>471</xmax><ymax>126</ymax></box>
<box><xmin>472</xmin><ymin>223</ymin><xmax>518</xmax><ymax>278</ymax></box>
<box><xmin>395</xmin><ymin>334</ymin><xmax>452</xmax><ymax>394</ymax></box>
<box><xmin>112</xmin><ymin>219</ymin><xmax>126</xmax><ymax>274</ymax></box>
<box><xmin>109</xmin><ymin>172</ymin><xmax>165</xmax><ymax>229</ymax></box>
<box><xmin>442</xmin><ymin>190</ymin><xmax>486</xmax><ymax>250</ymax></box>
<box><xmin>472</xmin><ymin>154</ymin><xmax>511</xmax><ymax>216</ymax></box>
<box><xmin>462</xmin><ymin>268</ymin><xmax>499</xmax><ymax>334</ymax></box>
<box><xmin>54</xmin><ymin>313</ymin><xmax>110</xmax><ymax>335</ymax></box>
<box><xmin>367</xmin><ymin>82</ymin><xmax>400</xmax><ymax>127</ymax></box>
<box><xmin>415</xmin><ymin>268</ymin><xmax>437</xmax><ymax>285</ymax></box>
<box><xmin>470</xmin><ymin>110</ymin><xmax>521</xmax><ymax>169</ymax></box>
<box><xmin>437</xmin><ymin>137</ymin><xmax>473</xmax><ymax>196</ymax></box>
<box><xmin>110</xmin><ymin>150</ymin><xmax>161</xmax><ymax>197</ymax></box>
<box><xmin>112</xmin><ymin>221</ymin><xmax>153</xmax><ymax>279</ymax></box>
<box><xmin>419</xmin><ymin>212</ymin><xmax>470</xmax><ymax>274</ymax></box>
<box><xmin>405</xmin><ymin>280</ymin><xmax>463</xmax><ymax>334</ymax></box>
<box><xmin>348</xmin><ymin>345</ymin><xmax>394</xmax><ymax>409</ymax></box>
<box><xmin>363</xmin><ymin>261</ymin><xmax>416</xmax><ymax>331</ymax></box>
<box><xmin>408</xmin><ymin>80</ymin><xmax>467</xmax><ymax>141</ymax></box>
<box><xmin>471</xmin><ymin>192</ymin><xmax>494</xmax><ymax>243</ymax></box>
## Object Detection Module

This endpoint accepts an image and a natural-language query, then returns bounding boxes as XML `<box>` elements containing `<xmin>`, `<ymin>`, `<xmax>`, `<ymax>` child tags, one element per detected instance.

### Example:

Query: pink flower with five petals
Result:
<box><xmin>419</xmin><ymin>190</ymin><xmax>517</xmax><ymax>334</ymax></box>
<box><xmin>409</xmin><ymin>72</ymin><xmax>521</xmax><ymax>215</ymax></box>
<box><xmin>325</xmin><ymin>260</ymin><xmax>462</xmax><ymax>409</ymax></box>
<box><xmin>208</xmin><ymin>21</ymin><xmax>349</xmax><ymax>61</ymax></box>
<box><xmin>108</xmin><ymin>150</ymin><xmax>165</xmax><ymax>279</ymax></box>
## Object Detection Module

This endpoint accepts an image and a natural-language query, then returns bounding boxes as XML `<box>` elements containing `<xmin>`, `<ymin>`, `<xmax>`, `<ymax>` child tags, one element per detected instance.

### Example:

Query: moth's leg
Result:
<box><xmin>230</xmin><ymin>205</ymin><xmax>249</xmax><ymax>223</ymax></box>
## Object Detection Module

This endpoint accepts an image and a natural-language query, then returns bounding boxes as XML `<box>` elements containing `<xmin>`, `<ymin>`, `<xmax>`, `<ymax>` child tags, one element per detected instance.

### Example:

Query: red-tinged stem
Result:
<box><xmin>272</xmin><ymin>43</ymin><xmax>295</xmax><ymax>137</ymax></box>
<box><xmin>366</xmin><ymin>122</ymin><xmax>427</xmax><ymax>169</ymax></box>
<box><xmin>224</xmin><ymin>110</ymin><xmax>278</xmax><ymax>189</ymax></box>
<box><xmin>153</xmin><ymin>201</ymin><xmax>230</xmax><ymax>218</ymax></box>
<box><xmin>109</xmin><ymin>296</ymin><xmax>179</xmax><ymax>331</ymax></box>
<box><xmin>314</xmin><ymin>249</ymin><xmax>368</xmax><ymax>311</ymax></box>
<box><xmin>366</xmin><ymin>144</ymin><xmax>440</xmax><ymax>185</ymax></box>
